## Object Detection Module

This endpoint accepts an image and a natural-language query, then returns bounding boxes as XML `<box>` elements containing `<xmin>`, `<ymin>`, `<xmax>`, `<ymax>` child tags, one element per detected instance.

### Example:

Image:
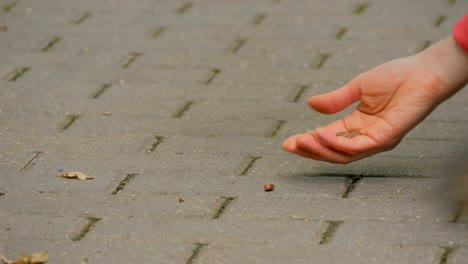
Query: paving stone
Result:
<box><xmin>1</xmin><ymin>0</ymin><xmax>467</xmax><ymax>262</ymax></box>
<box><xmin>0</xmin><ymin>192</ymin><xmax>218</xmax><ymax>219</ymax></box>
<box><xmin>88</xmin><ymin>218</ymin><xmax>323</xmax><ymax>245</ymax></box>
<box><xmin>225</xmin><ymin>195</ymin><xmax>454</xmax><ymax>222</ymax></box>
<box><xmin>0</xmin><ymin>239</ymin><xmax>193</xmax><ymax>264</ymax></box>
<box><xmin>452</xmin><ymin>247</ymin><xmax>468</xmax><ymax>264</ymax></box>
<box><xmin>0</xmin><ymin>215</ymin><xmax>80</xmax><ymax>241</ymax></box>
<box><xmin>349</xmin><ymin>178</ymin><xmax>447</xmax><ymax>199</ymax></box>
<box><xmin>198</xmin><ymin>243</ymin><xmax>440</xmax><ymax>264</ymax></box>
<box><xmin>333</xmin><ymin>221</ymin><xmax>468</xmax><ymax>247</ymax></box>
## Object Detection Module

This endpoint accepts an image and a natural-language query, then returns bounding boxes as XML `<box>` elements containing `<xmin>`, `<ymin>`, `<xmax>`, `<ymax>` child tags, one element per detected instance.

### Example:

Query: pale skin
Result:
<box><xmin>283</xmin><ymin>36</ymin><xmax>468</xmax><ymax>164</ymax></box>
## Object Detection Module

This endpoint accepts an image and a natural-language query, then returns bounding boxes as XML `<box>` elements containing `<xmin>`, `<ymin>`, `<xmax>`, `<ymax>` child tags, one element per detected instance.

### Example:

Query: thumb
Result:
<box><xmin>308</xmin><ymin>78</ymin><xmax>362</xmax><ymax>114</ymax></box>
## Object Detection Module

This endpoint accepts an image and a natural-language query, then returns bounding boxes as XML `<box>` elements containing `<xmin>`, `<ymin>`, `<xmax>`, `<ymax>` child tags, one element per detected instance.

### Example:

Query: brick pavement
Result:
<box><xmin>0</xmin><ymin>0</ymin><xmax>467</xmax><ymax>263</ymax></box>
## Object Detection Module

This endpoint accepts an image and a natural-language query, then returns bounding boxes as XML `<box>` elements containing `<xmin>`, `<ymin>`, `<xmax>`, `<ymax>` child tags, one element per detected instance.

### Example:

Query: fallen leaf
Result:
<box><xmin>60</xmin><ymin>171</ymin><xmax>94</xmax><ymax>180</ymax></box>
<box><xmin>0</xmin><ymin>252</ymin><xmax>48</xmax><ymax>264</ymax></box>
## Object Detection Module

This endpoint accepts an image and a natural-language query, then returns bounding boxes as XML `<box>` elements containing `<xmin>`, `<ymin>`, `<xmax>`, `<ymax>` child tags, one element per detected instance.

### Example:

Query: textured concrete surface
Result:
<box><xmin>0</xmin><ymin>0</ymin><xmax>467</xmax><ymax>263</ymax></box>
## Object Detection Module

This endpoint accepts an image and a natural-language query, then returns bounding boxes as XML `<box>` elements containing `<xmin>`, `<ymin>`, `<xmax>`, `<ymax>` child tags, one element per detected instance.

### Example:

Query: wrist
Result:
<box><xmin>415</xmin><ymin>36</ymin><xmax>468</xmax><ymax>100</ymax></box>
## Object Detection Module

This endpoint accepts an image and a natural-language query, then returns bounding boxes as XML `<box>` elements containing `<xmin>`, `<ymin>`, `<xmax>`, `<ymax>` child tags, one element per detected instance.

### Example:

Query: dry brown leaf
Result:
<box><xmin>0</xmin><ymin>252</ymin><xmax>48</xmax><ymax>264</ymax></box>
<box><xmin>60</xmin><ymin>171</ymin><xmax>94</xmax><ymax>180</ymax></box>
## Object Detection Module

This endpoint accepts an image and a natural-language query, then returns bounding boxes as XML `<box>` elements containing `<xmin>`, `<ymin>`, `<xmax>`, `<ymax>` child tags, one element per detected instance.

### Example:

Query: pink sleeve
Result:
<box><xmin>454</xmin><ymin>13</ymin><xmax>468</xmax><ymax>53</ymax></box>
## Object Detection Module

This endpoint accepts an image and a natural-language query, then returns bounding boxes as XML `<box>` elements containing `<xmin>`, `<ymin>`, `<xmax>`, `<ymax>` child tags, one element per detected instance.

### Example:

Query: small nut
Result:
<box><xmin>264</xmin><ymin>183</ymin><xmax>275</xmax><ymax>192</ymax></box>
<box><xmin>336</xmin><ymin>130</ymin><xmax>362</xmax><ymax>138</ymax></box>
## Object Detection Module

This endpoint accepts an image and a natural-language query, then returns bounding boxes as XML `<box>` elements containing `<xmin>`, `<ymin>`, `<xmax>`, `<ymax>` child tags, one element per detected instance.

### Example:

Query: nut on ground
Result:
<box><xmin>264</xmin><ymin>183</ymin><xmax>275</xmax><ymax>192</ymax></box>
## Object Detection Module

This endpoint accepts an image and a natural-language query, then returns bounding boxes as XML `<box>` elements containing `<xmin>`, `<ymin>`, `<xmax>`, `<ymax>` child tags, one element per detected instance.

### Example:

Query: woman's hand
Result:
<box><xmin>282</xmin><ymin>36</ymin><xmax>468</xmax><ymax>164</ymax></box>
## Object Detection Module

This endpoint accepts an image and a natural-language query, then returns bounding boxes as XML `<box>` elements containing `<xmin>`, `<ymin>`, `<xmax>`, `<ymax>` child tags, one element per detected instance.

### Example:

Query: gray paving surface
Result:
<box><xmin>0</xmin><ymin>0</ymin><xmax>467</xmax><ymax>263</ymax></box>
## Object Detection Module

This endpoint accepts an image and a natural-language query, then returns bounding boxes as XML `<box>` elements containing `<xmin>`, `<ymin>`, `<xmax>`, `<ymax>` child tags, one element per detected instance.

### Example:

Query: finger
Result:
<box><xmin>282</xmin><ymin>135</ymin><xmax>325</xmax><ymax>161</ymax></box>
<box><xmin>314</xmin><ymin>125</ymin><xmax>380</xmax><ymax>154</ymax></box>
<box><xmin>308</xmin><ymin>78</ymin><xmax>362</xmax><ymax>114</ymax></box>
<box><xmin>295</xmin><ymin>133</ymin><xmax>355</xmax><ymax>164</ymax></box>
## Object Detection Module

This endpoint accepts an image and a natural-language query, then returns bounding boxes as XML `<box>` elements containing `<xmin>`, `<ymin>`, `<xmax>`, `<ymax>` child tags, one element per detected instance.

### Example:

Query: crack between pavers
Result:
<box><xmin>319</xmin><ymin>220</ymin><xmax>343</xmax><ymax>245</ymax></box>
<box><xmin>72</xmin><ymin>12</ymin><xmax>91</xmax><ymax>25</ymax></box>
<box><xmin>3</xmin><ymin>1</ymin><xmax>17</xmax><ymax>13</ymax></box>
<box><xmin>112</xmin><ymin>173</ymin><xmax>138</xmax><ymax>195</ymax></box>
<box><xmin>177</xmin><ymin>2</ymin><xmax>193</xmax><ymax>14</ymax></box>
<box><xmin>230</xmin><ymin>38</ymin><xmax>247</xmax><ymax>53</ymax></box>
<box><xmin>41</xmin><ymin>36</ymin><xmax>62</xmax><ymax>52</ymax></box>
<box><xmin>204</xmin><ymin>68</ymin><xmax>220</xmax><ymax>85</ymax></box>
<box><xmin>174</xmin><ymin>100</ymin><xmax>194</xmax><ymax>118</ymax></box>
<box><xmin>122</xmin><ymin>52</ymin><xmax>143</xmax><ymax>68</ymax></box>
<box><xmin>8</xmin><ymin>67</ymin><xmax>30</xmax><ymax>82</ymax></box>
<box><xmin>269</xmin><ymin>120</ymin><xmax>286</xmax><ymax>138</ymax></box>
<box><xmin>92</xmin><ymin>83</ymin><xmax>112</xmax><ymax>99</ymax></box>
<box><xmin>61</xmin><ymin>114</ymin><xmax>80</xmax><ymax>130</ymax></box>
<box><xmin>292</xmin><ymin>85</ymin><xmax>309</xmax><ymax>103</ymax></box>
<box><xmin>186</xmin><ymin>242</ymin><xmax>208</xmax><ymax>264</ymax></box>
<box><xmin>439</xmin><ymin>246</ymin><xmax>458</xmax><ymax>264</ymax></box>
<box><xmin>213</xmin><ymin>197</ymin><xmax>235</xmax><ymax>219</ymax></box>
<box><xmin>252</xmin><ymin>14</ymin><xmax>266</xmax><ymax>25</ymax></box>
<box><xmin>19</xmin><ymin>151</ymin><xmax>44</xmax><ymax>171</ymax></box>
<box><xmin>342</xmin><ymin>176</ymin><xmax>362</xmax><ymax>198</ymax></box>
<box><xmin>239</xmin><ymin>156</ymin><xmax>261</xmax><ymax>176</ymax></box>
<box><xmin>147</xmin><ymin>135</ymin><xmax>164</xmax><ymax>153</ymax></box>
<box><xmin>71</xmin><ymin>217</ymin><xmax>102</xmax><ymax>241</ymax></box>
<box><xmin>152</xmin><ymin>26</ymin><xmax>166</xmax><ymax>38</ymax></box>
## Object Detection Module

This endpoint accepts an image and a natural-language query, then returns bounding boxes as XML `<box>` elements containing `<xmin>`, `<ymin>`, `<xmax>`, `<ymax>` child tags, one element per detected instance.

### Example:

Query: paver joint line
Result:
<box><xmin>177</xmin><ymin>2</ymin><xmax>193</xmax><ymax>14</ymax></box>
<box><xmin>439</xmin><ymin>246</ymin><xmax>458</xmax><ymax>264</ymax></box>
<box><xmin>174</xmin><ymin>100</ymin><xmax>194</xmax><ymax>118</ymax></box>
<box><xmin>435</xmin><ymin>15</ymin><xmax>447</xmax><ymax>27</ymax></box>
<box><xmin>319</xmin><ymin>221</ymin><xmax>343</xmax><ymax>245</ymax></box>
<box><xmin>71</xmin><ymin>217</ymin><xmax>102</xmax><ymax>242</ymax></box>
<box><xmin>342</xmin><ymin>176</ymin><xmax>363</xmax><ymax>198</ymax></box>
<box><xmin>213</xmin><ymin>197</ymin><xmax>235</xmax><ymax>219</ymax></box>
<box><xmin>186</xmin><ymin>243</ymin><xmax>208</xmax><ymax>264</ymax></box>
<box><xmin>252</xmin><ymin>13</ymin><xmax>267</xmax><ymax>25</ymax></box>
<box><xmin>335</xmin><ymin>26</ymin><xmax>348</xmax><ymax>40</ymax></box>
<box><xmin>19</xmin><ymin>151</ymin><xmax>44</xmax><ymax>171</ymax></box>
<box><xmin>72</xmin><ymin>12</ymin><xmax>91</xmax><ymax>25</ymax></box>
<box><xmin>112</xmin><ymin>173</ymin><xmax>138</xmax><ymax>195</ymax></box>
<box><xmin>147</xmin><ymin>135</ymin><xmax>164</xmax><ymax>153</ymax></box>
<box><xmin>3</xmin><ymin>1</ymin><xmax>17</xmax><ymax>13</ymax></box>
<box><xmin>451</xmin><ymin>201</ymin><xmax>467</xmax><ymax>223</ymax></box>
<box><xmin>152</xmin><ymin>26</ymin><xmax>166</xmax><ymax>39</ymax></box>
<box><xmin>292</xmin><ymin>84</ymin><xmax>309</xmax><ymax>102</ymax></box>
<box><xmin>41</xmin><ymin>36</ymin><xmax>62</xmax><ymax>52</ymax></box>
<box><xmin>122</xmin><ymin>52</ymin><xmax>143</xmax><ymax>68</ymax></box>
<box><xmin>8</xmin><ymin>67</ymin><xmax>30</xmax><ymax>82</ymax></box>
<box><xmin>269</xmin><ymin>120</ymin><xmax>286</xmax><ymax>138</ymax></box>
<box><xmin>61</xmin><ymin>114</ymin><xmax>80</xmax><ymax>131</ymax></box>
<box><xmin>239</xmin><ymin>156</ymin><xmax>261</xmax><ymax>176</ymax></box>
<box><xmin>230</xmin><ymin>38</ymin><xmax>248</xmax><ymax>54</ymax></box>
<box><xmin>354</xmin><ymin>3</ymin><xmax>369</xmax><ymax>15</ymax></box>
<box><xmin>92</xmin><ymin>83</ymin><xmax>112</xmax><ymax>99</ymax></box>
<box><xmin>312</xmin><ymin>53</ymin><xmax>331</xmax><ymax>69</ymax></box>
<box><xmin>204</xmin><ymin>68</ymin><xmax>220</xmax><ymax>85</ymax></box>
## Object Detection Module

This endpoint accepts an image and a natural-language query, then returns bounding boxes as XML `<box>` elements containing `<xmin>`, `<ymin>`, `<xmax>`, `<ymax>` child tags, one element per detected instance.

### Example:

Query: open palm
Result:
<box><xmin>282</xmin><ymin>57</ymin><xmax>448</xmax><ymax>164</ymax></box>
